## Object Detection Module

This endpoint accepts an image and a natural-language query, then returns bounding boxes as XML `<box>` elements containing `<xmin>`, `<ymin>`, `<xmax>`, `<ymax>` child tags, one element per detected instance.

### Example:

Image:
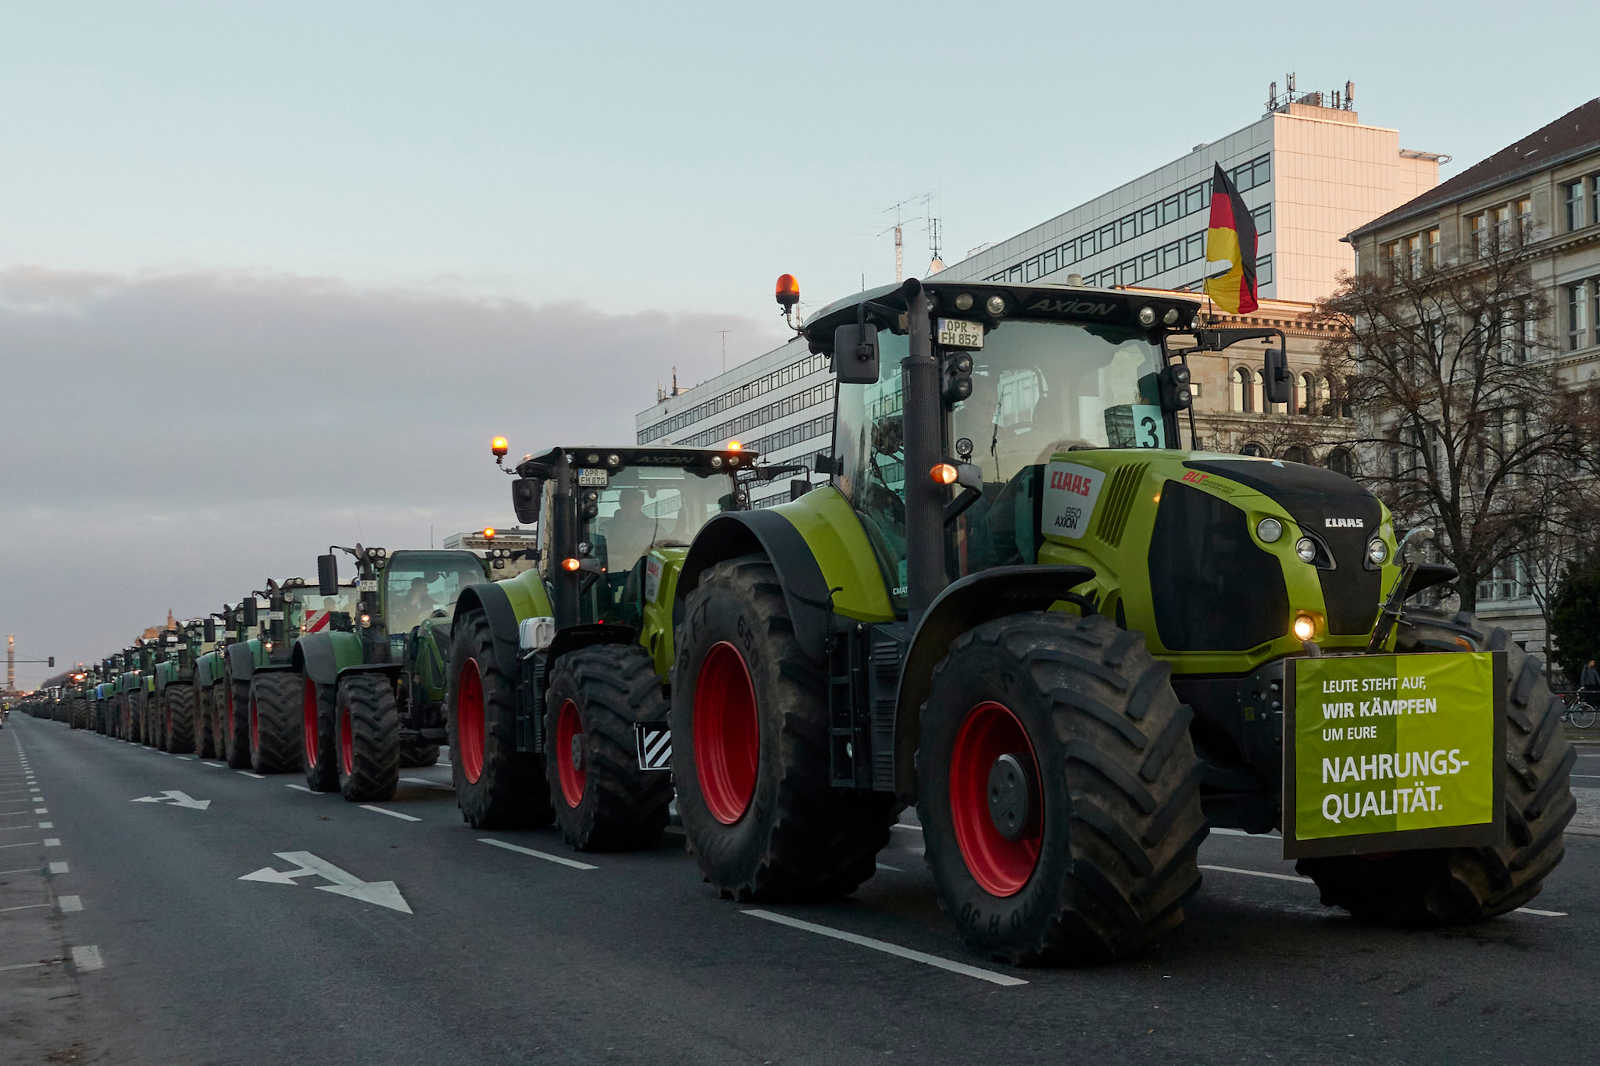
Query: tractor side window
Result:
<box><xmin>834</xmin><ymin>331</ymin><xmax>910</xmax><ymax>606</ymax></box>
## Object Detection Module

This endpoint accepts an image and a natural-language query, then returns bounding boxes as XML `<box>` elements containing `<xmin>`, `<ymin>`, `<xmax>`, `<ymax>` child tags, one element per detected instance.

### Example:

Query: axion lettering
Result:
<box><xmin>1026</xmin><ymin>298</ymin><xmax>1118</xmax><ymax>317</ymax></box>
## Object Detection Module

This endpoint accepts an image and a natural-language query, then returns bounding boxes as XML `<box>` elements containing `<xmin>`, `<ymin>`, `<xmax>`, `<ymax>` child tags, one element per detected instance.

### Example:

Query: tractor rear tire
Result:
<box><xmin>545</xmin><ymin>644</ymin><xmax>672</xmax><ymax>851</ymax></box>
<box><xmin>250</xmin><ymin>672</ymin><xmax>302</xmax><ymax>774</ymax></box>
<box><xmin>336</xmin><ymin>674</ymin><xmax>400</xmax><ymax>802</ymax></box>
<box><xmin>303</xmin><ymin>679</ymin><xmax>339</xmax><ymax>792</ymax></box>
<box><xmin>164</xmin><ymin>685</ymin><xmax>196</xmax><ymax>754</ymax></box>
<box><xmin>1296</xmin><ymin>610</ymin><xmax>1576</xmax><ymax>924</ymax></box>
<box><xmin>194</xmin><ymin>687</ymin><xmax>215</xmax><ymax>758</ymax></box>
<box><xmin>671</xmin><ymin>555</ymin><xmax>896</xmax><ymax>901</ymax></box>
<box><xmin>399</xmin><ymin>741</ymin><xmax>441</xmax><ymax>768</ymax></box>
<box><xmin>223</xmin><ymin>677</ymin><xmax>253</xmax><ymax>769</ymax></box>
<box><xmin>918</xmin><ymin>612</ymin><xmax>1206</xmax><ymax>965</ymax></box>
<box><xmin>447</xmin><ymin>609</ymin><xmax>552</xmax><ymax>829</ymax></box>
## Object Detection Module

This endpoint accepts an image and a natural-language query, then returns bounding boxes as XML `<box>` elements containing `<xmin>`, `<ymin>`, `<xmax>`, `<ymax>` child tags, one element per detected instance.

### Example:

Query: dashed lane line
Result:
<box><xmin>236</xmin><ymin>771</ymin><xmax>266</xmax><ymax>779</ymax></box>
<box><xmin>70</xmin><ymin>945</ymin><xmax>103</xmax><ymax>972</ymax></box>
<box><xmin>200</xmin><ymin>762</ymin><xmax>224</xmax><ymax>768</ymax></box>
<box><xmin>285</xmin><ymin>785</ymin><xmax>314</xmax><ymax>794</ymax></box>
<box><xmin>43</xmin><ymin>839</ymin><xmax>60</xmax><ymax>848</ymax></box>
<box><xmin>57</xmin><ymin>895</ymin><xmax>82</xmax><ymax>913</ymax></box>
<box><xmin>478</xmin><ymin>838</ymin><xmax>598</xmax><ymax>871</ymax></box>
<box><xmin>48</xmin><ymin>862</ymin><xmax>67</xmax><ymax>875</ymax></box>
<box><xmin>37</xmin><ymin>822</ymin><xmax>53</xmax><ymax>830</ymax></box>
<box><xmin>892</xmin><ymin>823</ymin><xmax>923</xmax><ymax>833</ymax></box>
<box><xmin>741</xmin><ymin>910</ymin><xmax>1027</xmax><ymax>988</ymax></box>
<box><xmin>360</xmin><ymin>805</ymin><xmax>421</xmax><ymax>822</ymax></box>
<box><xmin>34</xmin><ymin>808</ymin><xmax>47</xmax><ymax>815</ymax></box>
<box><xmin>875</xmin><ymin>862</ymin><xmax>904</xmax><ymax>872</ymax></box>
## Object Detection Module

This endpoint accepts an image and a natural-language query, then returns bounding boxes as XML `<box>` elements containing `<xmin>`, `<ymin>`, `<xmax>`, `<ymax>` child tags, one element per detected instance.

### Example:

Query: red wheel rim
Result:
<box><xmin>555</xmin><ymin>699</ymin><xmax>586</xmax><ymax>808</ymax></box>
<box><xmin>339</xmin><ymin>701</ymin><xmax>354</xmax><ymax>777</ymax></box>
<box><xmin>303</xmin><ymin>681</ymin><xmax>319</xmax><ymax>768</ymax></box>
<box><xmin>693</xmin><ymin>641</ymin><xmax>759</xmax><ymax>825</ymax></box>
<box><xmin>249</xmin><ymin>691</ymin><xmax>260</xmax><ymax>752</ymax></box>
<box><xmin>457</xmin><ymin>659</ymin><xmax>486</xmax><ymax>785</ymax></box>
<box><xmin>948</xmin><ymin>701</ymin><xmax>1042</xmax><ymax>898</ymax></box>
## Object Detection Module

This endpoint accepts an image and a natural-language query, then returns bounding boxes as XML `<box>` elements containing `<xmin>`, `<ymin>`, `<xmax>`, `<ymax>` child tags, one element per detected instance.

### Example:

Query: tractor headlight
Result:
<box><xmin>954</xmin><ymin>292</ymin><xmax>973</xmax><ymax>311</ymax></box>
<box><xmin>1163</xmin><ymin>308</ymin><xmax>1180</xmax><ymax>325</ymax></box>
<box><xmin>1295</xmin><ymin>538</ymin><xmax>1318</xmax><ymax>563</ymax></box>
<box><xmin>1292</xmin><ymin>614</ymin><xmax>1317</xmax><ymax>642</ymax></box>
<box><xmin>711</xmin><ymin>456</ymin><xmax>723</xmax><ymax>469</ymax></box>
<box><xmin>264</xmin><ymin>642</ymin><xmax>274</xmax><ymax>653</ymax></box>
<box><xmin>1256</xmin><ymin>517</ymin><xmax>1283</xmax><ymax>543</ymax></box>
<box><xmin>985</xmin><ymin>295</ymin><xmax>1006</xmax><ymax>316</ymax></box>
<box><xmin>607</xmin><ymin>453</ymin><xmax>621</xmax><ymax>468</ymax></box>
<box><xmin>1367</xmin><ymin>538</ymin><xmax>1389</xmax><ymax>565</ymax></box>
<box><xmin>1137</xmin><ymin>306</ymin><xmax>1156</xmax><ymax>327</ymax></box>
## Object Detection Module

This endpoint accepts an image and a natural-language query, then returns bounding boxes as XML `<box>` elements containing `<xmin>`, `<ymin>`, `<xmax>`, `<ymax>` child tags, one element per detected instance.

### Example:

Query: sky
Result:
<box><xmin>2</xmin><ymin>1</ymin><xmax>1596</xmax><ymax>685</ymax></box>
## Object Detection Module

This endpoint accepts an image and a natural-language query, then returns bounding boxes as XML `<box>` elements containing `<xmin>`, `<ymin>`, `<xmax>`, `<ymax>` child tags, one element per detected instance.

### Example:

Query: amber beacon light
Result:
<box><xmin>491</xmin><ymin>436</ymin><xmax>509</xmax><ymax>457</ymax></box>
<box><xmin>775</xmin><ymin>273</ymin><xmax>800</xmax><ymax>310</ymax></box>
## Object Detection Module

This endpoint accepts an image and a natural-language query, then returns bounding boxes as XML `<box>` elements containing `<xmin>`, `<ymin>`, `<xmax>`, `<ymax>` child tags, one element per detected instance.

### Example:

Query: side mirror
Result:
<box><xmin>317</xmin><ymin>554</ymin><xmax>339</xmax><ymax>596</ymax></box>
<box><xmin>833</xmin><ymin>323</ymin><xmax>880</xmax><ymax>385</ymax></box>
<box><xmin>203</xmin><ymin>619</ymin><xmax>216</xmax><ymax>643</ymax></box>
<box><xmin>789</xmin><ymin>479</ymin><xmax>811</xmax><ymax>503</ymax></box>
<box><xmin>1263</xmin><ymin>348</ymin><xmax>1291</xmax><ymax>406</ymax></box>
<box><xmin>512</xmin><ymin>477</ymin><xmax>544</xmax><ymax>525</ymax></box>
<box><xmin>242</xmin><ymin>599</ymin><xmax>259</xmax><ymax>627</ymax></box>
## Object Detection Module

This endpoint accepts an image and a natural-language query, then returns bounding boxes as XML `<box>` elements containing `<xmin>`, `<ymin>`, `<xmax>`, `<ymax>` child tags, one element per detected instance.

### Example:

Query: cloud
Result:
<box><xmin>0</xmin><ymin>267</ymin><xmax>786</xmax><ymax>685</ymax></box>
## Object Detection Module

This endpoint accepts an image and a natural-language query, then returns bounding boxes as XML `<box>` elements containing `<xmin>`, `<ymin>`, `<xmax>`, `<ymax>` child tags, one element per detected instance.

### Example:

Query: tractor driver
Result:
<box><xmin>598</xmin><ymin>488</ymin><xmax>655</xmax><ymax>573</ymax></box>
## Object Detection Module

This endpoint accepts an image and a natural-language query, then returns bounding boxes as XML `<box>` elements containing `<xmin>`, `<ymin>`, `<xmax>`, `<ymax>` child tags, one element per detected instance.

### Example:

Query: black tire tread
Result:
<box><xmin>446</xmin><ymin>609</ymin><xmax>553</xmax><ymax>829</ymax></box>
<box><xmin>163</xmin><ymin>685</ymin><xmax>196</xmax><ymax>754</ymax></box>
<box><xmin>338</xmin><ymin>674</ymin><xmax>400</xmax><ymax>802</ymax></box>
<box><xmin>250</xmin><ymin>672</ymin><xmax>302</xmax><ymax>774</ymax></box>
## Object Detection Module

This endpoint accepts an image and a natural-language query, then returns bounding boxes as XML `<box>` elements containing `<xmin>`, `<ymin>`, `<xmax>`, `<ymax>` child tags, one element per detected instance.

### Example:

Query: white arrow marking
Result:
<box><xmin>129</xmin><ymin>790</ymin><xmax>211</xmax><ymax>810</ymax></box>
<box><xmin>237</xmin><ymin>851</ymin><xmax>412</xmax><ymax>914</ymax></box>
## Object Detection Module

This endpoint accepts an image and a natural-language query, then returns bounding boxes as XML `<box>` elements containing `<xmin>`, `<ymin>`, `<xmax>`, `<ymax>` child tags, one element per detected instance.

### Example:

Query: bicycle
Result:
<box><xmin>1559</xmin><ymin>692</ymin><xmax>1598</xmax><ymax>729</ymax></box>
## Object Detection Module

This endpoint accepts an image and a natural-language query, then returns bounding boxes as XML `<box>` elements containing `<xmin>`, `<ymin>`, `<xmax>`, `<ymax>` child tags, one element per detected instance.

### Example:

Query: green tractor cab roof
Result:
<box><xmin>802</xmin><ymin>281</ymin><xmax>1202</xmax><ymax>354</ymax></box>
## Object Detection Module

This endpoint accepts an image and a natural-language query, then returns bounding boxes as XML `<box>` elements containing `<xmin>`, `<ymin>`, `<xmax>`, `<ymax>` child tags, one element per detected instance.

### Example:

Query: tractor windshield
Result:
<box><xmin>581</xmin><ymin>464</ymin><xmax>738</xmax><ymax>625</ymax></box>
<box><xmin>834</xmin><ymin>319</ymin><xmax>1165</xmax><ymax>606</ymax></box>
<box><xmin>383</xmin><ymin>552</ymin><xmax>486</xmax><ymax>634</ymax></box>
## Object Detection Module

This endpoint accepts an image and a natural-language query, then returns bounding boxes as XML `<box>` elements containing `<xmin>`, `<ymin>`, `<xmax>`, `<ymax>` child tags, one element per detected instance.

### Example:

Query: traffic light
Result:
<box><xmin>47</xmin><ymin>656</ymin><xmax>54</xmax><ymax>668</ymax></box>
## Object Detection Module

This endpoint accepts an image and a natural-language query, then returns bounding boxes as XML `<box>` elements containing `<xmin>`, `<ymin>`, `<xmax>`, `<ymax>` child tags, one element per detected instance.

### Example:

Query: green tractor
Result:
<box><xmin>298</xmin><ymin>544</ymin><xmax>486</xmax><ymax>800</ymax></box>
<box><xmin>196</xmin><ymin>602</ymin><xmax>250</xmax><ymax>759</ymax></box>
<box><xmin>668</xmin><ymin>276</ymin><xmax>1575</xmax><ymax>965</ymax></box>
<box><xmin>445</xmin><ymin>443</ymin><xmax>768</xmax><ymax>848</ymax></box>
<box><xmin>114</xmin><ymin>645</ymin><xmax>150</xmax><ymax>742</ymax></box>
<box><xmin>218</xmin><ymin>581</ymin><xmax>309</xmax><ymax>771</ymax></box>
<box><xmin>238</xmin><ymin>577</ymin><xmax>357</xmax><ymax>775</ymax></box>
<box><xmin>150</xmin><ymin>617</ymin><xmax>219</xmax><ymax>753</ymax></box>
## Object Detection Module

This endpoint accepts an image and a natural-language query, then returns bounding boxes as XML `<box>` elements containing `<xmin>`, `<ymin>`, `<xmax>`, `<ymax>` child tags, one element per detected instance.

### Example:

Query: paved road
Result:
<box><xmin>4</xmin><ymin>712</ymin><xmax>1598</xmax><ymax>1065</ymax></box>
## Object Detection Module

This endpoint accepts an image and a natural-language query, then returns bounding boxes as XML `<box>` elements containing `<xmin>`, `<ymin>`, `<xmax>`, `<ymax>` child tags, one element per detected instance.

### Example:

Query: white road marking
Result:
<box><xmin>1208</xmin><ymin>827</ymin><xmax>1281</xmax><ymax>839</ymax></box>
<box><xmin>236</xmin><ymin>771</ymin><xmax>266</xmax><ymax>779</ymax></box>
<box><xmin>57</xmin><ymin>895</ymin><xmax>82</xmax><ymax>913</ymax></box>
<box><xmin>1516</xmin><ymin>907</ymin><xmax>1567</xmax><ymax>917</ymax></box>
<box><xmin>478</xmin><ymin>838</ymin><xmax>598</xmax><ymax>871</ymax></box>
<box><xmin>70</xmin><ymin>945</ymin><xmax>103</xmax><ymax>972</ymax></box>
<box><xmin>130</xmin><ymin>790</ymin><xmax>210</xmax><ymax>810</ymax></box>
<box><xmin>1201</xmin><ymin>864</ymin><xmax>1312</xmax><ymax>884</ymax></box>
<box><xmin>201</xmin><ymin>762</ymin><xmax>225</xmax><ymax>768</ymax></box>
<box><xmin>37</xmin><ymin>822</ymin><xmax>53</xmax><ymax>830</ymax></box>
<box><xmin>34</xmin><ymin>808</ymin><xmax>47</xmax><ymax>815</ymax></box>
<box><xmin>0</xmin><ymin>825</ymin><xmax>36</xmax><ymax>833</ymax></box>
<box><xmin>875</xmin><ymin>862</ymin><xmax>903</xmax><ymax>872</ymax></box>
<box><xmin>742</xmin><ymin>910</ymin><xmax>1027</xmax><ymax>987</ymax></box>
<box><xmin>0</xmin><ymin>810</ymin><xmax>30</xmax><ymax>817</ymax></box>
<box><xmin>44</xmin><ymin>839</ymin><xmax>60</xmax><ymax>848</ymax></box>
<box><xmin>48</xmin><ymin>862</ymin><xmax>67</xmax><ymax>875</ymax></box>
<box><xmin>0</xmin><ymin>841</ymin><xmax>42</xmax><ymax>850</ymax></box>
<box><xmin>177</xmin><ymin>755</ymin><xmax>195</xmax><ymax>760</ymax></box>
<box><xmin>892</xmin><ymin>823</ymin><xmax>923</xmax><ymax>833</ymax></box>
<box><xmin>0</xmin><ymin>867</ymin><xmax>43</xmax><ymax>876</ymax></box>
<box><xmin>0</xmin><ymin>902</ymin><xmax>51</xmax><ymax>914</ymax></box>
<box><xmin>238</xmin><ymin>851</ymin><xmax>412</xmax><ymax>914</ymax></box>
<box><xmin>360</xmin><ymin>805</ymin><xmax>420</xmax><ymax>822</ymax></box>
<box><xmin>285</xmin><ymin>784</ymin><xmax>314</xmax><ymax>794</ymax></box>
<box><xmin>0</xmin><ymin>960</ymin><xmax>55</xmax><ymax>973</ymax></box>
<box><xmin>399</xmin><ymin>777</ymin><xmax>452</xmax><ymax>791</ymax></box>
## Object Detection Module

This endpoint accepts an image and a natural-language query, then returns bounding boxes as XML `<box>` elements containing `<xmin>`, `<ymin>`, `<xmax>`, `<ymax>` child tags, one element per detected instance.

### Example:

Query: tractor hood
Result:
<box><xmin>1184</xmin><ymin>457</ymin><xmax>1385</xmax><ymax>636</ymax></box>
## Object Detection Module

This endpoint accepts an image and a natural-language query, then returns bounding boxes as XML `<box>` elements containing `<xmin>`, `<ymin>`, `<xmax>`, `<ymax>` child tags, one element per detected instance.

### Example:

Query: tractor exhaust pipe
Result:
<box><xmin>900</xmin><ymin>278</ymin><xmax>947</xmax><ymax>626</ymax></box>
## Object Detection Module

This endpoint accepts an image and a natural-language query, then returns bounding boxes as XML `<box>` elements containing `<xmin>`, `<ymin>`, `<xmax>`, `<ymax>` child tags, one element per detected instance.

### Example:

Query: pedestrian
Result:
<box><xmin>1580</xmin><ymin>658</ymin><xmax>1600</xmax><ymax>707</ymax></box>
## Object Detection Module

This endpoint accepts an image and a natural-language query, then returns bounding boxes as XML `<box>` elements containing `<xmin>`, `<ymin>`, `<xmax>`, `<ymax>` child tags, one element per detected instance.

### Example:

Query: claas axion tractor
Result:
<box><xmin>445</xmin><ymin>442</ymin><xmax>769</xmax><ymax>850</ymax></box>
<box><xmin>296</xmin><ymin>543</ymin><xmax>487</xmax><ymax>801</ymax></box>
<box><xmin>666</xmin><ymin>275</ymin><xmax>1576</xmax><ymax>964</ymax></box>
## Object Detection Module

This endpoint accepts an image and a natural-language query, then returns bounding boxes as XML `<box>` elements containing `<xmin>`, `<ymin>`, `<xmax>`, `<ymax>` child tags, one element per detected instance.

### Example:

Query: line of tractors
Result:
<box><xmin>18</xmin><ymin>275</ymin><xmax>1579</xmax><ymax>965</ymax></box>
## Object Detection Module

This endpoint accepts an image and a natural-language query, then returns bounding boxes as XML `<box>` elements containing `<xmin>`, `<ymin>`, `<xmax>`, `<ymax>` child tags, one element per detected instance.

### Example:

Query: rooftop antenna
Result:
<box><xmin>881</xmin><ymin>194</ymin><xmax>929</xmax><ymax>282</ymax></box>
<box><xmin>719</xmin><ymin>329</ymin><xmax>729</xmax><ymax>372</ymax></box>
<box><xmin>927</xmin><ymin>216</ymin><xmax>945</xmax><ymax>274</ymax></box>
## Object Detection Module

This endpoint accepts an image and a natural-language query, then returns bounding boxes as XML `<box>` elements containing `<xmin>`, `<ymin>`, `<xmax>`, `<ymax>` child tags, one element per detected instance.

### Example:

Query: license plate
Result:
<box><xmin>268</xmin><ymin>611</ymin><xmax>284</xmax><ymax>621</ymax></box>
<box><xmin>359</xmin><ymin>579</ymin><xmax>378</xmax><ymax>592</ymax></box>
<box><xmin>576</xmin><ymin>468</ymin><xmax>608</xmax><ymax>487</ymax></box>
<box><xmin>937</xmin><ymin>317</ymin><xmax>984</xmax><ymax>349</ymax></box>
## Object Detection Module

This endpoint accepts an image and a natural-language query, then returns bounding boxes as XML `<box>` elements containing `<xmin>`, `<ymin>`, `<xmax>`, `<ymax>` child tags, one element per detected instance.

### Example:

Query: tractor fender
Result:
<box><xmin>678</xmin><ymin>510</ymin><xmax>834</xmax><ymax>663</ymax></box>
<box><xmin>293</xmin><ymin>632</ymin><xmax>366</xmax><ymax>688</ymax></box>
<box><xmin>335</xmin><ymin>662</ymin><xmax>403</xmax><ymax>686</ymax></box>
<box><xmin>892</xmin><ymin>565</ymin><xmax>1096</xmax><ymax>798</ymax></box>
<box><xmin>453</xmin><ymin>582</ymin><xmax>524</xmax><ymax>692</ymax></box>
<box><xmin>225</xmin><ymin>643</ymin><xmax>257</xmax><ymax>685</ymax></box>
<box><xmin>549</xmin><ymin>623</ymin><xmax>637</xmax><ymax>669</ymax></box>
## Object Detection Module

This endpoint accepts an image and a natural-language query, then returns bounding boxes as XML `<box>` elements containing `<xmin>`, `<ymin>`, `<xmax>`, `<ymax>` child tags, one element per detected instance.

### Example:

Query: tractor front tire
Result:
<box><xmin>303</xmin><ymin>679</ymin><xmax>339</xmax><ymax>792</ymax></box>
<box><xmin>164</xmin><ymin>685</ymin><xmax>196</xmax><ymax>754</ymax></box>
<box><xmin>671</xmin><ymin>555</ymin><xmax>896</xmax><ymax>901</ymax></box>
<box><xmin>918</xmin><ymin>612</ymin><xmax>1205</xmax><ymax>965</ymax></box>
<box><xmin>446</xmin><ymin>609</ymin><xmax>552</xmax><ymax>829</ymax></box>
<box><xmin>195</xmin><ymin>687</ymin><xmax>215</xmax><ymax>758</ymax></box>
<box><xmin>223</xmin><ymin>677</ymin><xmax>253</xmax><ymax>769</ymax></box>
<box><xmin>1296</xmin><ymin>610</ymin><xmax>1576</xmax><ymax>924</ymax></box>
<box><xmin>249</xmin><ymin>673</ymin><xmax>302</xmax><ymax>774</ymax></box>
<box><xmin>399</xmin><ymin>741</ymin><xmax>441</xmax><ymax>768</ymax></box>
<box><xmin>545</xmin><ymin>644</ymin><xmax>673</xmax><ymax>851</ymax></box>
<box><xmin>335</xmin><ymin>674</ymin><xmax>400</xmax><ymax>802</ymax></box>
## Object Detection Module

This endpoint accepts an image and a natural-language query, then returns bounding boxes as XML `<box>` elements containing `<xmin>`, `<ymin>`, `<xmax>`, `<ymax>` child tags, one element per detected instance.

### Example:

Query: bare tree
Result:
<box><xmin>1316</xmin><ymin>231</ymin><xmax>1592</xmax><ymax>612</ymax></box>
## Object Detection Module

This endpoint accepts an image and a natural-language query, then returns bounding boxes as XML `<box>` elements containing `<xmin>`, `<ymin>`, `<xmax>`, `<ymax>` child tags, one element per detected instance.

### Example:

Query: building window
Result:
<box><xmin>1233</xmin><ymin>366</ymin><xmax>1255</xmax><ymax>413</ymax></box>
<box><xmin>1298</xmin><ymin>373</ymin><xmax>1317</xmax><ymax>415</ymax></box>
<box><xmin>1183</xmin><ymin>185</ymin><xmax>1204</xmax><ymax>215</ymax></box>
<box><xmin>1327</xmin><ymin>448</ymin><xmax>1355</xmax><ymax>477</ymax></box>
<box><xmin>1516</xmin><ymin>198</ymin><xmax>1533</xmax><ymax>242</ymax></box>
<box><xmin>1141</xmin><ymin>205</ymin><xmax>1157</xmax><ymax>233</ymax></box>
<box><xmin>1470</xmin><ymin>213</ymin><xmax>1486</xmax><ymax>257</ymax></box>
<box><xmin>1184</xmin><ymin>232</ymin><xmax>1204</xmax><ymax>263</ymax></box>
<box><xmin>1258</xmin><ymin>254</ymin><xmax>1274</xmax><ymax>287</ymax></box>
<box><xmin>1570</xmin><ymin>282</ymin><xmax>1589</xmax><ymax>350</ymax></box>
<box><xmin>1119</xmin><ymin>216</ymin><xmax>1137</xmax><ymax>243</ymax></box>
<box><xmin>1566</xmin><ymin>181</ymin><xmax>1586</xmax><ymax>232</ymax></box>
<box><xmin>1281</xmin><ymin>445</ymin><xmax>1311</xmax><ymax>465</ymax></box>
<box><xmin>1099</xmin><ymin>224</ymin><xmax>1116</xmax><ymax>249</ymax></box>
<box><xmin>1240</xmin><ymin>441</ymin><xmax>1267</xmax><ymax>457</ymax></box>
<box><xmin>1427</xmin><ymin>227</ymin><xmax>1441</xmax><ymax>268</ymax></box>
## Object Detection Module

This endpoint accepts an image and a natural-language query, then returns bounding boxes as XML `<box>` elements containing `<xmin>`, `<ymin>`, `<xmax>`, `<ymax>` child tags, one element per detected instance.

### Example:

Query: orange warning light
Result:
<box><xmin>775</xmin><ymin>273</ymin><xmax>800</xmax><ymax>310</ymax></box>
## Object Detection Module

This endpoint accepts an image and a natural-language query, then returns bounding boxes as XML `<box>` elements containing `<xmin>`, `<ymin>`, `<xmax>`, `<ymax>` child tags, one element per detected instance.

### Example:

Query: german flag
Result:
<box><xmin>1204</xmin><ymin>162</ymin><xmax>1259</xmax><ymax>314</ymax></box>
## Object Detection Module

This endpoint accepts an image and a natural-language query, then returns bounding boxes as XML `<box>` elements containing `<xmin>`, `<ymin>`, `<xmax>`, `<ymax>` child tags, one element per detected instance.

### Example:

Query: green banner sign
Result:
<box><xmin>1283</xmin><ymin>652</ymin><xmax>1504</xmax><ymax>859</ymax></box>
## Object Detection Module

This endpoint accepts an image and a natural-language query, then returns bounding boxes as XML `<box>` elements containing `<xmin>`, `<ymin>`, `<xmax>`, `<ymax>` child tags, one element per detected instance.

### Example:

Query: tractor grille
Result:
<box><xmin>1094</xmin><ymin>462</ymin><xmax>1147</xmax><ymax>547</ymax></box>
<box><xmin>1148</xmin><ymin>481</ymin><xmax>1289</xmax><ymax>651</ymax></box>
